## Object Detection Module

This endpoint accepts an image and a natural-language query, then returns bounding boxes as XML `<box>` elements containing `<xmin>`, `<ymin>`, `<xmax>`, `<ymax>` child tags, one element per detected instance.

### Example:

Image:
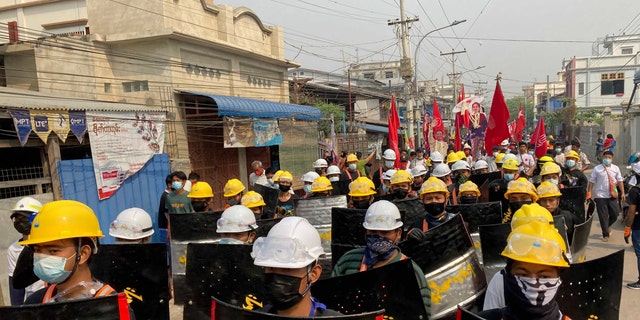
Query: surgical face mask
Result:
<box><xmin>385</xmin><ymin>160</ymin><xmax>395</xmax><ymax>168</ymax></box>
<box><xmin>329</xmin><ymin>176</ymin><xmax>340</xmax><ymax>182</ymax></box>
<box><xmin>459</xmin><ymin>196</ymin><xmax>478</xmax><ymax>204</ymax></box>
<box><xmin>348</xmin><ymin>163</ymin><xmax>358</xmax><ymax>171</ymax></box>
<box><xmin>381</xmin><ymin>183</ymin><xmax>389</xmax><ymax>193</ymax></box>
<box><xmin>279</xmin><ymin>185</ymin><xmax>291</xmax><ymax>192</ymax></box>
<box><xmin>303</xmin><ymin>184</ymin><xmax>313</xmax><ymax>195</ymax></box>
<box><xmin>424</xmin><ymin>202</ymin><xmax>446</xmax><ymax>217</ymax></box>
<box><xmin>545</xmin><ymin>179</ymin><xmax>559</xmax><ymax>186</ymax></box>
<box><xmin>13</xmin><ymin>219</ymin><xmax>31</xmax><ymax>235</ymax></box>
<box><xmin>493</xmin><ymin>152</ymin><xmax>499</xmax><ymax>158</ymax></box>
<box><xmin>566</xmin><ymin>159</ymin><xmax>576</xmax><ymax>168</ymax></box>
<box><xmin>555</xmin><ymin>148</ymin><xmax>562</xmax><ymax>153</ymax></box>
<box><xmin>227</xmin><ymin>198</ymin><xmax>239</xmax><ymax>206</ymax></box>
<box><xmin>264</xmin><ymin>272</ymin><xmax>310</xmax><ymax>310</ymax></box>
<box><xmin>509</xmin><ymin>200</ymin><xmax>532</xmax><ymax>213</ymax></box>
<box><xmin>353</xmin><ymin>199</ymin><xmax>370</xmax><ymax>210</ymax></box>
<box><xmin>267</xmin><ymin>178</ymin><xmax>274</xmax><ymax>186</ymax></box>
<box><xmin>528</xmin><ymin>151</ymin><xmax>534</xmax><ymax>155</ymax></box>
<box><xmin>603</xmin><ymin>158</ymin><xmax>612</xmax><ymax>166</ymax></box>
<box><xmin>219</xmin><ymin>238</ymin><xmax>246</xmax><ymax>245</ymax></box>
<box><xmin>171</xmin><ymin>181</ymin><xmax>183</xmax><ymax>191</ymax></box>
<box><xmin>192</xmin><ymin>201</ymin><xmax>207</xmax><ymax>212</ymax></box>
<box><xmin>273</xmin><ymin>183</ymin><xmax>279</xmax><ymax>190</ymax></box>
<box><xmin>503</xmin><ymin>173</ymin><xmax>515</xmax><ymax>182</ymax></box>
<box><xmin>393</xmin><ymin>188</ymin><xmax>408</xmax><ymax>199</ymax></box>
<box><xmin>33</xmin><ymin>252</ymin><xmax>76</xmax><ymax>284</ymax></box>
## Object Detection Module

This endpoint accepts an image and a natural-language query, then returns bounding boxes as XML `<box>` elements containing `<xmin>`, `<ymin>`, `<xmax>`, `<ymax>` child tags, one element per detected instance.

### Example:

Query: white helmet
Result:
<box><xmin>474</xmin><ymin>160</ymin><xmax>489</xmax><ymax>170</ymax></box>
<box><xmin>501</xmin><ymin>139</ymin><xmax>509</xmax><ymax>147</ymax></box>
<box><xmin>411</xmin><ymin>165</ymin><xmax>428</xmax><ymax>178</ymax></box>
<box><xmin>633</xmin><ymin>162</ymin><xmax>640</xmax><ymax>175</ymax></box>
<box><xmin>382</xmin><ymin>149</ymin><xmax>397</xmax><ymax>161</ymax></box>
<box><xmin>109</xmin><ymin>208</ymin><xmax>155</xmax><ymax>240</ymax></box>
<box><xmin>451</xmin><ymin>160</ymin><xmax>471</xmax><ymax>172</ymax></box>
<box><xmin>327</xmin><ymin>165</ymin><xmax>341</xmax><ymax>175</ymax></box>
<box><xmin>362</xmin><ymin>200</ymin><xmax>403</xmax><ymax>231</ymax></box>
<box><xmin>382</xmin><ymin>169</ymin><xmax>397</xmax><ymax>181</ymax></box>
<box><xmin>216</xmin><ymin>205</ymin><xmax>259</xmax><ymax>233</ymax></box>
<box><xmin>251</xmin><ymin>216</ymin><xmax>325</xmax><ymax>268</ymax></box>
<box><xmin>302</xmin><ymin>171</ymin><xmax>320</xmax><ymax>183</ymax></box>
<box><xmin>10</xmin><ymin>197</ymin><xmax>42</xmax><ymax>218</ymax></box>
<box><xmin>430</xmin><ymin>151</ymin><xmax>444</xmax><ymax>163</ymax></box>
<box><xmin>313</xmin><ymin>159</ymin><xmax>328</xmax><ymax>168</ymax></box>
<box><xmin>432</xmin><ymin>163</ymin><xmax>452</xmax><ymax>178</ymax></box>
<box><xmin>503</xmin><ymin>153</ymin><xmax>519</xmax><ymax>165</ymax></box>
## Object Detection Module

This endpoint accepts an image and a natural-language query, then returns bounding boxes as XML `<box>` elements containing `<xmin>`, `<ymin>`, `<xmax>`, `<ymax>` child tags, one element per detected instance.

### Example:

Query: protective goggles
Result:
<box><xmin>504</xmin><ymin>233</ymin><xmax>565</xmax><ymax>264</ymax></box>
<box><xmin>251</xmin><ymin>237</ymin><xmax>315</xmax><ymax>266</ymax></box>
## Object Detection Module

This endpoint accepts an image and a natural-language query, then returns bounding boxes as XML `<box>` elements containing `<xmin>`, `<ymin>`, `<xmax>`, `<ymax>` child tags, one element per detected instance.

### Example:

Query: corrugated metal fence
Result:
<box><xmin>59</xmin><ymin>154</ymin><xmax>170</xmax><ymax>244</ymax></box>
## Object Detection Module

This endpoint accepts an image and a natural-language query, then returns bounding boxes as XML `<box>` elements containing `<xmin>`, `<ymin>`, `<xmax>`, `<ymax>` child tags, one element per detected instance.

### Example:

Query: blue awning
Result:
<box><xmin>181</xmin><ymin>90</ymin><xmax>321</xmax><ymax>121</ymax></box>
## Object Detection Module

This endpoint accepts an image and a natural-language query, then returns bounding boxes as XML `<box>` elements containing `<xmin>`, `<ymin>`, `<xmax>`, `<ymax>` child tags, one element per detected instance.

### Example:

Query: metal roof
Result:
<box><xmin>181</xmin><ymin>90</ymin><xmax>321</xmax><ymax>121</ymax></box>
<box><xmin>0</xmin><ymin>87</ymin><xmax>159</xmax><ymax>112</ymax></box>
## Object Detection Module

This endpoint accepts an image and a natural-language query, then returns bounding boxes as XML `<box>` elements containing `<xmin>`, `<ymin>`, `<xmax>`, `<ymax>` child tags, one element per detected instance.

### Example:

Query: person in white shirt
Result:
<box><xmin>249</xmin><ymin>160</ymin><xmax>269</xmax><ymax>187</ymax></box>
<box><xmin>515</xmin><ymin>142</ymin><xmax>535</xmax><ymax>177</ymax></box>
<box><xmin>587</xmin><ymin>150</ymin><xmax>625</xmax><ymax>242</ymax></box>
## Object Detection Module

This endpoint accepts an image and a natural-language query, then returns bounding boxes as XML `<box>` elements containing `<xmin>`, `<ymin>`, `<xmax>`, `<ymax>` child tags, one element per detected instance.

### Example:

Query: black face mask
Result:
<box><xmin>424</xmin><ymin>202</ymin><xmax>446</xmax><ymax>217</ymax></box>
<box><xmin>315</xmin><ymin>168</ymin><xmax>324</xmax><ymax>175</ymax></box>
<box><xmin>460</xmin><ymin>196</ymin><xmax>478</xmax><ymax>204</ymax></box>
<box><xmin>13</xmin><ymin>220</ymin><xmax>31</xmax><ymax>235</ymax></box>
<box><xmin>264</xmin><ymin>273</ymin><xmax>309</xmax><ymax>310</ymax></box>
<box><xmin>325</xmin><ymin>156</ymin><xmax>333</xmax><ymax>164</ymax></box>
<box><xmin>353</xmin><ymin>199</ymin><xmax>370</xmax><ymax>210</ymax></box>
<box><xmin>227</xmin><ymin>198</ymin><xmax>239</xmax><ymax>206</ymax></box>
<box><xmin>393</xmin><ymin>188</ymin><xmax>408</xmax><ymax>199</ymax></box>
<box><xmin>192</xmin><ymin>201</ymin><xmax>207</xmax><ymax>212</ymax></box>
<box><xmin>279</xmin><ymin>185</ymin><xmax>291</xmax><ymax>193</ymax></box>
<box><xmin>509</xmin><ymin>200</ymin><xmax>533</xmax><ymax>213</ymax></box>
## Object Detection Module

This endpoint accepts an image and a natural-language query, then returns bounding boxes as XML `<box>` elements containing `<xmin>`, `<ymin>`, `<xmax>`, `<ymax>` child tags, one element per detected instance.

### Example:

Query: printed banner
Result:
<box><xmin>253</xmin><ymin>118</ymin><xmax>282</xmax><ymax>147</ymax></box>
<box><xmin>87</xmin><ymin>111</ymin><xmax>166</xmax><ymax>200</ymax></box>
<box><xmin>45</xmin><ymin>110</ymin><xmax>70</xmax><ymax>142</ymax></box>
<box><xmin>224</xmin><ymin>116</ymin><xmax>254</xmax><ymax>148</ymax></box>
<box><xmin>69</xmin><ymin>110</ymin><xmax>87</xmax><ymax>143</ymax></box>
<box><xmin>30</xmin><ymin>111</ymin><xmax>52</xmax><ymax>143</ymax></box>
<box><xmin>8</xmin><ymin>109</ymin><xmax>32</xmax><ymax>146</ymax></box>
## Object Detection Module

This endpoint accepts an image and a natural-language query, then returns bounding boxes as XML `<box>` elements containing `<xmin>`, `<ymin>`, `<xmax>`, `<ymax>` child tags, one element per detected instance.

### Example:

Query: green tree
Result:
<box><xmin>314</xmin><ymin>102</ymin><xmax>346</xmax><ymax>137</ymax></box>
<box><xmin>505</xmin><ymin>96</ymin><xmax>534</xmax><ymax>131</ymax></box>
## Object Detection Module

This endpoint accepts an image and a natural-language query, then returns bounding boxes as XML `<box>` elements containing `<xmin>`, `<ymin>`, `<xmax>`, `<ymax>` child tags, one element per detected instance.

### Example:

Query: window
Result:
<box><xmin>621</xmin><ymin>46</ymin><xmax>633</xmax><ymax>54</ymax></box>
<box><xmin>363</xmin><ymin>73</ymin><xmax>375</xmax><ymax>80</ymax></box>
<box><xmin>578</xmin><ymin>82</ymin><xmax>584</xmax><ymax>95</ymax></box>
<box><xmin>104</xmin><ymin>83</ymin><xmax>111</xmax><ymax>93</ymax></box>
<box><xmin>600</xmin><ymin>72</ymin><xmax>624</xmax><ymax>95</ymax></box>
<box><xmin>385</xmin><ymin>71</ymin><xmax>394</xmax><ymax>78</ymax></box>
<box><xmin>122</xmin><ymin>80</ymin><xmax>149</xmax><ymax>93</ymax></box>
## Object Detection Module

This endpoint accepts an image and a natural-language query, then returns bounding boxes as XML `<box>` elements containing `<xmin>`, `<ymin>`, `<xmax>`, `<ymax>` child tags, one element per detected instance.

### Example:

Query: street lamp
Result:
<box><xmin>413</xmin><ymin>19</ymin><xmax>466</xmax><ymax>148</ymax></box>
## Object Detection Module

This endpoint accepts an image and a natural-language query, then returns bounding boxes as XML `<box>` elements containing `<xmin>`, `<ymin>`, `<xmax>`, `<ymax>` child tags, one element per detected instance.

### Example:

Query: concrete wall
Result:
<box><xmin>573</xmin><ymin>55</ymin><xmax>640</xmax><ymax>109</ymax></box>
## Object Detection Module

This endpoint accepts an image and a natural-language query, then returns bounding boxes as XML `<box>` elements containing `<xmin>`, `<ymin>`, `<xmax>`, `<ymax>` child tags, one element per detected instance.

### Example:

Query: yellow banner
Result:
<box><xmin>47</xmin><ymin>110</ymin><xmax>70</xmax><ymax>142</ymax></box>
<box><xmin>30</xmin><ymin>110</ymin><xmax>70</xmax><ymax>143</ymax></box>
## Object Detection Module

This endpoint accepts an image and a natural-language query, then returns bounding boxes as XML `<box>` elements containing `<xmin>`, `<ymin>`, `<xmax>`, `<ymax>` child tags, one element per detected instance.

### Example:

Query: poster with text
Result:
<box><xmin>87</xmin><ymin>111</ymin><xmax>166</xmax><ymax>200</ymax></box>
<box><xmin>253</xmin><ymin>118</ymin><xmax>282</xmax><ymax>147</ymax></box>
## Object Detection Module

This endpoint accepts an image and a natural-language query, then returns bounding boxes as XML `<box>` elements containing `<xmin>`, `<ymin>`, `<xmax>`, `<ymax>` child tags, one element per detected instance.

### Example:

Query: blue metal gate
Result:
<box><xmin>59</xmin><ymin>154</ymin><xmax>170</xmax><ymax>244</ymax></box>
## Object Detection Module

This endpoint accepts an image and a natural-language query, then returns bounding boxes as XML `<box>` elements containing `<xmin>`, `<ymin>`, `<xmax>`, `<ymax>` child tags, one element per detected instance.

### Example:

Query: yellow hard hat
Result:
<box><xmin>495</xmin><ymin>153</ymin><xmax>506</xmax><ymax>164</ymax></box>
<box><xmin>459</xmin><ymin>181</ymin><xmax>481</xmax><ymax>196</ymax></box>
<box><xmin>20</xmin><ymin>200</ymin><xmax>104</xmax><ymax>246</ymax></box>
<box><xmin>224</xmin><ymin>178</ymin><xmax>246</xmax><ymax>197</ymax></box>
<box><xmin>279</xmin><ymin>171</ymin><xmax>294</xmax><ymax>183</ymax></box>
<box><xmin>565</xmin><ymin>150</ymin><xmax>580</xmax><ymax>160</ymax></box>
<box><xmin>456</xmin><ymin>151</ymin><xmax>466</xmax><ymax>160</ymax></box>
<box><xmin>419</xmin><ymin>177</ymin><xmax>450</xmax><ymax>198</ymax></box>
<box><xmin>511</xmin><ymin>203</ymin><xmax>554</xmax><ymax>230</ymax></box>
<box><xmin>311</xmin><ymin>176</ymin><xmax>333</xmax><ymax>192</ymax></box>
<box><xmin>188</xmin><ymin>181</ymin><xmax>214</xmax><ymax>198</ymax></box>
<box><xmin>446</xmin><ymin>152</ymin><xmax>460</xmax><ymax>164</ymax></box>
<box><xmin>346</xmin><ymin>153</ymin><xmax>358</xmax><ymax>163</ymax></box>
<box><xmin>504</xmin><ymin>178</ymin><xmax>539</xmax><ymax>201</ymax></box>
<box><xmin>538</xmin><ymin>156</ymin><xmax>554</xmax><ymax>164</ymax></box>
<box><xmin>273</xmin><ymin>170</ymin><xmax>284</xmax><ymax>182</ymax></box>
<box><xmin>548</xmin><ymin>135</ymin><xmax>554</xmax><ymax>140</ymax></box>
<box><xmin>536</xmin><ymin>181</ymin><xmax>562</xmax><ymax>199</ymax></box>
<box><xmin>502</xmin><ymin>158</ymin><xmax>519</xmax><ymax>171</ymax></box>
<box><xmin>540</xmin><ymin>162</ymin><xmax>561</xmax><ymax>176</ymax></box>
<box><xmin>241</xmin><ymin>191</ymin><xmax>266</xmax><ymax>208</ymax></box>
<box><xmin>349</xmin><ymin>177</ymin><xmax>376</xmax><ymax>197</ymax></box>
<box><xmin>501</xmin><ymin>220</ymin><xmax>569</xmax><ymax>268</ymax></box>
<box><xmin>390</xmin><ymin>170</ymin><xmax>413</xmax><ymax>185</ymax></box>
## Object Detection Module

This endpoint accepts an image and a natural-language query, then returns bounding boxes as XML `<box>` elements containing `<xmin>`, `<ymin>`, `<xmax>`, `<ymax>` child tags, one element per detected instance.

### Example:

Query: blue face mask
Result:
<box><xmin>555</xmin><ymin>148</ymin><xmax>562</xmax><ymax>153</ymax></box>
<box><xmin>566</xmin><ymin>159</ymin><xmax>576</xmax><ymax>168</ymax></box>
<box><xmin>603</xmin><ymin>159</ymin><xmax>612</xmax><ymax>166</ymax></box>
<box><xmin>33</xmin><ymin>252</ymin><xmax>75</xmax><ymax>284</ymax></box>
<box><xmin>171</xmin><ymin>181</ymin><xmax>183</xmax><ymax>191</ymax></box>
<box><xmin>381</xmin><ymin>183</ymin><xmax>389</xmax><ymax>193</ymax></box>
<box><xmin>545</xmin><ymin>179</ymin><xmax>559</xmax><ymax>186</ymax></box>
<box><xmin>348</xmin><ymin>163</ymin><xmax>358</xmax><ymax>171</ymax></box>
<box><xmin>303</xmin><ymin>184</ymin><xmax>313</xmax><ymax>195</ymax></box>
<box><xmin>384</xmin><ymin>160</ymin><xmax>395</xmax><ymax>168</ymax></box>
<box><xmin>504</xmin><ymin>173</ymin><xmax>515</xmax><ymax>182</ymax></box>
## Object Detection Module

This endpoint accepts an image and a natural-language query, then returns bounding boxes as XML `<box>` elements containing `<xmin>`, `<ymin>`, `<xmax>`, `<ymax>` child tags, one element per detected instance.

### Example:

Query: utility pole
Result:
<box><xmin>472</xmin><ymin>80</ymin><xmax>488</xmax><ymax>96</ymax></box>
<box><xmin>388</xmin><ymin>0</ymin><xmax>418</xmax><ymax>148</ymax></box>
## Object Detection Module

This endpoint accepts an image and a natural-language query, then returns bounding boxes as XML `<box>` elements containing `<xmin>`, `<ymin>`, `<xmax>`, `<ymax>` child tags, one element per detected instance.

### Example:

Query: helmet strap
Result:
<box><xmin>300</xmin><ymin>262</ymin><xmax>316</xmax><ymax>298</ymax></box>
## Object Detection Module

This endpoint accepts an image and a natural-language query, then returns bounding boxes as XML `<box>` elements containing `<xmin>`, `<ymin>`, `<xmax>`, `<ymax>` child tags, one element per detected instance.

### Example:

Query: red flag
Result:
<box><xmin>532</xmin><ymin>114</ymin><xmax>548</xmax><ymax>158</ymax></box>
<box><xmin>431</xmin><ymin>99</ymin><xmax>444</xmax><ymax>141</ymax></box>
<box><xmin>507</xmin><ymin>121</ymin><xmax>516</xmax><ymax>136</ymax></box>
<box><xmin>388</xmin><ymin>96</ymin><xmax>401</xmax><ymax>168</ymax></box>
<box><xmin>459</xmin><ymin>84</ymin><xmax>469</xmax><ymax>128</ymax></box>
<box><xmin>484</xmin><ymin>79</ymin><xmax>511</xmax><ymax>154</ymax></box>
<box><xmin>515</xmin><ymin>104</ymin><xmax>526</xmax><ymax>142</ymax></box>
<box><xmin>454</xmin><ymin>113</ymin><xmax>462</xmax><ymax>151</ymax></box>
